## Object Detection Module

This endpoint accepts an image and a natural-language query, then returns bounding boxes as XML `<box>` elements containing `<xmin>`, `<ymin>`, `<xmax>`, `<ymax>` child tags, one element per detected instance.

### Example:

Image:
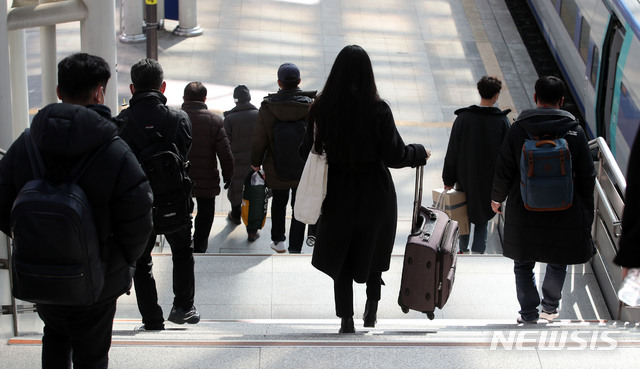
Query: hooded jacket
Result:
<box><xmin>182</xmin><ymin>101</ymin><xmax>234</xmax><ymax>198</ymax></box>
<box><xmin>442</xmin><ymin>105</ymin><xmax>511</xmax><ymax>223</ymax></box>
<box><xmin>0</xmin><ymin>103</ymin><xmax>153</xmax><ymax>303</ymax></box>
<box><xmin>224</xmin><ymin>101</ymin><xmax>259</xmax><ymax>206</ymax></box>
<box><xmin>250</xmin><ymin>89</ymin><xmax>316</xmax><ymax>190</ymax></box>
<box><xmin>492</xmin><ymin>108</ymin><xmax>596</xmax><ymax>264</ymax></box>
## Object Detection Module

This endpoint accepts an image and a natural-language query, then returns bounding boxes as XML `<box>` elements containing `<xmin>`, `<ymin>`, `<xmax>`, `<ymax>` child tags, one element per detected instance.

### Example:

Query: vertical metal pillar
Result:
<box><xmin>0</xmin><ymin>0</ymin><xmax>13</xmax><ymax>150</ymax></box>
<box><xmin>81</xmin><ymin>0</ymin><xmax>118</xmax><ymax>114</ymax></box>
<box><xmin>0</xmin><ymin>0</ymin><xmax>14</xmax><ymax>338</ymax></box>
<box><xmin>119</xmin><ymin>0</ymin><xmax>145</xmax><ymax>44</ymax></box>
<box><xmin>40</xmin><ymin>0</ymin><xmax>58</xmax><ymax>106</ymax></box>
<box><xmin>173</xmin><ymin>0</ymin><xmax>202</xmax><ymax>37</ymax></box>
<box><xmin>144</xmin><ymin>0</ymin><xmax>158</xmax><ymax>60</ymax></box>
<box><xmin>9</xmin><ymin>30</ymin><xmax>29</xmax><ymax>138</ymax></box>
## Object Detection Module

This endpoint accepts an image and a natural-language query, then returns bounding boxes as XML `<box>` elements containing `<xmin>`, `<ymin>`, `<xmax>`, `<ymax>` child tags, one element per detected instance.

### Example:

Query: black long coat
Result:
<box><xmin>492</xmin><ymin>108</ymin><xmax>596</xmax><ymax>264</ymax></box>
<box><xmin>442</xmin><ymin>105</ymin><xmax>510</xmax><ymax>223</ymax></box>
<box><xmin>301</xmin><ymin>101</ymin><xmax>428</xmax><ymax>283</ymax></box>
<box><xmin>615</xmin><ymin>129</ymin><xmax>640</xmax><ymax>268</ymax></box>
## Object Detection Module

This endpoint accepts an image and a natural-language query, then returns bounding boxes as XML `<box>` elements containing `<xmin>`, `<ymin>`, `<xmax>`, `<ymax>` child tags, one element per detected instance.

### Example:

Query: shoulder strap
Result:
<box><xmin>23</xmin><ymin>128</ymin><xmax>45</xmax><ymax>179</ymax></box>
<box><xmin>23</xmin><ymin>128</ymin><xmax>118</xmax><ymax>183</ymax></box>
<box><xmin>70</xmin><ymin>137</ymin><xmax>118</xmax><ymax>182</ymax></box>
<box><xmin>124</xmin><ymin>108</ymin><xmax>178</xmax><ymax>152</ymax></box>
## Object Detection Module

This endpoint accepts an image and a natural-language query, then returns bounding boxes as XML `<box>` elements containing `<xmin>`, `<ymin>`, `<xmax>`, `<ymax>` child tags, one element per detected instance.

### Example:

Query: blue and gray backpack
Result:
<box><xmin>519</xmin><ymin>128</ymin><xmax>573</xmax><ymax>211</ymax></box>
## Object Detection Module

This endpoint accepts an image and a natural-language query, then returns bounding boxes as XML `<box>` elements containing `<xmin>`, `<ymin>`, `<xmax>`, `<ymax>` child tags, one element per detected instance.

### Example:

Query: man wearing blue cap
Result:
<box><xmin>251</xmin><ymin>63</ymin><xmax>316</xmax><ymax>254</ymax></box>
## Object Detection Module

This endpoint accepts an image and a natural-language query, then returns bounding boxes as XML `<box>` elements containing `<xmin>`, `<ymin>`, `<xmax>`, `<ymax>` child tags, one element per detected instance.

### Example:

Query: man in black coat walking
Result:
<box><xmin>491</xmin><ymin>76</ymin><xmax>596</xmax><ymax>324</ymax></box>
<box><xmin>0</xmin><ymin>53</ymin><xmax>153</xmax><ymax>368</ymax></box>
<box><xmin>443</xmin><ymin>75</ymin><xmax>511</xmax><ymax>254</ymax></box>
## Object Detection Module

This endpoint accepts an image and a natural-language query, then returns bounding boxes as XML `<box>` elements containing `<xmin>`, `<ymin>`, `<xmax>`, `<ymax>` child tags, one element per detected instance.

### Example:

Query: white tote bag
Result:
<box><xmin>294</xmin><ymin>148</ymin><xmax>327</xmax><ymax>225</ymax></box>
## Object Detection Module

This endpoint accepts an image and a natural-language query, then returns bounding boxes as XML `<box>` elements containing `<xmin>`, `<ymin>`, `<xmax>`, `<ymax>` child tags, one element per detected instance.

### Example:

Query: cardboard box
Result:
<box><xmin>432</xmin><ymin>188</ymin><xmax>470</xmax><ymax>235</ymax></box>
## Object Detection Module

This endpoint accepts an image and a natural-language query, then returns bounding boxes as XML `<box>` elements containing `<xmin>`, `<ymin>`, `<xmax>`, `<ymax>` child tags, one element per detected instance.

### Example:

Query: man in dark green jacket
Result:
<box><xmin>250</xmin><ymin>63</ymin><xmax>316</xmax><ymax>254</ymax></box>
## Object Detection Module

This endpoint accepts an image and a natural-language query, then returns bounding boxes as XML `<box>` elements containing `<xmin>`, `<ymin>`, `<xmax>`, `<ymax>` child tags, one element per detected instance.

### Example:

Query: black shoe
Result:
<box><xmin>168</xmin><ymin>305</ymin><xmax>200</xmax><ymax>325</ymax></box>
<box><xmin>288</xmin><ymin>249</ymin><xmax>302</xmax><ymax>254</ymax></box>
<box><xmin>363</xmin><ymin>300</ymin><xmax>378</xmax><ymax>328</ymax></box>
<box><xmin>339</xmin><ymin>317</ymin><xmax>355</xmax><ymax>333</ymax></box>
<box><xmin>248</xmin><ymin>231</ymin><xmax>260</xmax><ymax>242</ymax></box>
<box><xmin>227</xmin><ymin>211</ymin><xmax>241</xmax><ymax>225</ymax></box>
<box><xmin>135</xmin><ymin>323</ymin><xmax>164</xmax><ymax>331</ymax></box>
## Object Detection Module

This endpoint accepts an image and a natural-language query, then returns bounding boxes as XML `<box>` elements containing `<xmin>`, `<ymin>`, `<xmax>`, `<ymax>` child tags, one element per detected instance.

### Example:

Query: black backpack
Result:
<box><xmin>273</xmin><ymin>118</ymin><xmax>306</xmax><ymax>180</ymax></box>
<box><xmin>11</xmin><ymin>129</ymin><xmax>114</xmax><ymax>306</ymax></box>
<box><xmin>125</xmin><ymin>109</ymin><xmax>194</xmax><ymax>234</ymax></box>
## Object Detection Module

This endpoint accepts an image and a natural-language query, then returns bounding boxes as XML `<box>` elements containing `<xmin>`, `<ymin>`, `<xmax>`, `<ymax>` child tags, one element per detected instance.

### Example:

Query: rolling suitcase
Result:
<box><xmin>398</xmin><ymin>166</ymin><xmax>460</xmax><ymax>320</ymax></box>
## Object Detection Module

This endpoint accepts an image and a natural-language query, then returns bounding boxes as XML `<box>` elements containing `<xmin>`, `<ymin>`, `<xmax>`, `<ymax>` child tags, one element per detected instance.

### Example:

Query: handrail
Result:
<box><xmin>589</xmin><ymin>136</ymin><xmax>626</xmax><ymax>196</ymax></box>
<box><xmin>588</xmin><ymin>137</ymin><xmax>640</xmax><ymax>322</ymax></box>
<box><xmin>0</xmin><ymin>148</ymin><xmax>5</xmax><ymax>156</ymax></box>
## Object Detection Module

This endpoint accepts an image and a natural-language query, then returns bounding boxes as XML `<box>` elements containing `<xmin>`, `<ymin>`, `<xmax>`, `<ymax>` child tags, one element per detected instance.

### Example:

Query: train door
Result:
<box><xmin>597</xmin><ymin>18</ymin><xmax>625</xmax><ymax>144</ymax></box>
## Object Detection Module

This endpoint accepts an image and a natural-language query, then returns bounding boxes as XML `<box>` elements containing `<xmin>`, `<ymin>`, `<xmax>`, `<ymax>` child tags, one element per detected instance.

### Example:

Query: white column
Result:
<box><xmin>119</xmin><ymin>0</ymin><xmax>145</xmax><ymax>44</ymax></box>
<box><xmin>173</xmin><ymin>0</ymin><xmax>202</xmax><ymax>37</ymax></box>
<box><xmin>81</xmin><ymin>0</ymin><xmax>118</xmax><ymax>114</ymax></box>
<box><xmin>9</xmin><ymin>30</ymin><xmax>29</xmax><ymax>138</ymax></box>
<box><xmin>0</xmin><ymin>0</ymin><xmax>14</xmax><ymax>150</ymax></box>
<box><xmin>40</xmin><ymin>0</ymin><xmax>58</xmax><ymax>106</ymax></box>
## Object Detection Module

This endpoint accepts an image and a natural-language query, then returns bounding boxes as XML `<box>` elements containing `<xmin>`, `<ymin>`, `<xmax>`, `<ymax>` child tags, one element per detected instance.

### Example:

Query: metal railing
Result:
<box><xmin>589</xmin><ymin>137</ymin><xmax>640</xmax><ymax>322</ymax></box>
<box><xmin>0</xmin><ymin>147</ymin><xmax>38</xmax><ymax>338</ymax></box>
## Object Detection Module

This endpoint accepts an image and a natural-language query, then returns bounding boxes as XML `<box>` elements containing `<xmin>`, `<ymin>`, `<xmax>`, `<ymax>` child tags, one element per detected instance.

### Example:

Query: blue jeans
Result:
<box><xmin>458</xmin><ymin>220</ymin><xmax>488</xmax><ymax>253</ymax></box>
<box><xmin>514</xmin><ymin>261</ymin><xmax>567</xmax><ymax>321</ymax></box>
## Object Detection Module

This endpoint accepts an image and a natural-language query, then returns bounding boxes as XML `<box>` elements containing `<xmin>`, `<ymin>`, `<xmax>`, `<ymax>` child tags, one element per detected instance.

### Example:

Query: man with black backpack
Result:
<box><xmin>251</xmin><ymin>63</ymin><xmax>316</xmax><ymax>254</ymax></box>
<box><xmin>0</xmin><ymin>53</ymin><xmax>153</xmax><ymax>368</ymax></box>
<box><xmin>491</xmin><ymin>76</ymin><xmax>596</xmax><ymax>324</ymax></box>
<box><xmin>118</xmin><ymin>58</ymin><xmax>199</xmax><ymax>330</ymax></box>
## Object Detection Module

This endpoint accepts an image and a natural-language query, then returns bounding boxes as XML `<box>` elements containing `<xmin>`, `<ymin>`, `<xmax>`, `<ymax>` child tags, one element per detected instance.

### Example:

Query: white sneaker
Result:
<box><xmin>270</xmin><ymin>241</ymin><xmax>287</xmax><ymax>253</ymax></box>
<box><xmin>540</xmin><ymin>310</ymin><xmax>559</xmax><ymax>321</ymax></box>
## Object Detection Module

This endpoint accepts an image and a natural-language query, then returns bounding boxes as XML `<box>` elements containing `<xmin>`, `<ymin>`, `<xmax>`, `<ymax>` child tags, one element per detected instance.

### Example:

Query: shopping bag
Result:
<box><xmin>294</xmin><ymin>150</ymin><xmax>327</xmax><ymax>224</ymax></box>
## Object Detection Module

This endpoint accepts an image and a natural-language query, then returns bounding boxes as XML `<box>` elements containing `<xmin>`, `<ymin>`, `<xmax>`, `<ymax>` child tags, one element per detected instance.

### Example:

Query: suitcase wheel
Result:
<box><xmin>424</xmin><ymin>312</ymin><xmax>435</xmax><ymax>320</ymax></box>
<box><xmin>397</xmin><ymin>292</ymin><xmax>410</xmax><ymax>314</ymax></box>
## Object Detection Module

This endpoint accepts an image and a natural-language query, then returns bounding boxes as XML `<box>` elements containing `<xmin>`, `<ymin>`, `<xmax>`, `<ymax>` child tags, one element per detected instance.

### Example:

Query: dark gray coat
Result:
<box><xmin>492</xmin><ymin>108</ymin><xmax>596</xmax><ymax>264</ymax></box>
<box><xmin>443</xmin><ymin>105</ymin><xmax>510</xmax><ymax>223</ymax></box>
<box><xmin>301</xmin><ymin>101</ymin><xmax>428</xmax><ymax>283</ymax></box>
<box><xmin>224</xmin><ymin>102</ymin><xmax>258</xmax><ymax>206</ymax></box>
<box><xmin>0</xmin><ymin>103</ymin><xmax>153</xmax><ymax>303</ymax></box>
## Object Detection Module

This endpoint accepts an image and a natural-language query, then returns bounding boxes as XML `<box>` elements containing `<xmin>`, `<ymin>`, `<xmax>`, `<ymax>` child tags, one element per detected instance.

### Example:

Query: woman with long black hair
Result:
<box><xmin>301</xmin><ymin>45</ymin><xmax>430</xmax><ymax>333</ymax></box>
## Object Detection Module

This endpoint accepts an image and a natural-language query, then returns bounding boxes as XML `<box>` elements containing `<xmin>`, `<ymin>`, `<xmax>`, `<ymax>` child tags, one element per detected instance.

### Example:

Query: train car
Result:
<box><xmin>524</xmin><ymin>0</ymin><xmax>640</xmax><ymax>175</ymax></box>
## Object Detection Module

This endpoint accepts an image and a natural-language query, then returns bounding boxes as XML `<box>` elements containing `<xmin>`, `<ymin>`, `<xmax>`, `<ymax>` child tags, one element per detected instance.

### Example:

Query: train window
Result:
<box><xmin>590</xmin><ymin>46</ymin><xmax>599</xmax><ymax>87</ymax></box>
<box><xmin>579</xmin><ymin>17</ymin><xmax>590</xmax><ymax>64</ymax></box>
<box><xmin>560</xmin><ymin>0</ymin><xmax>578</xmax><ymax>42</ymax></box>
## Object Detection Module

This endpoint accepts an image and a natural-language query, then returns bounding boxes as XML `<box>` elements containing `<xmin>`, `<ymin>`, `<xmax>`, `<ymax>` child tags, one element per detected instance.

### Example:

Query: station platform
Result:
<box><xmin>3</xmin><ymin>0</ymin><xmax>640</xmax><ymax>368</ymax></box>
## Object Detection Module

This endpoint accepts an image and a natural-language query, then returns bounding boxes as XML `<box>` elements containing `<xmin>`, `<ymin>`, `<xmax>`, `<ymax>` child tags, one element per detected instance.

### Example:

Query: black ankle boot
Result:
<box><xmin>363</xmin><ymin>300</ymin><xmax>378</xmax><ymax>328</ymax></box>
<box><xmin>339</xmin><ymin>317</ymin><xmax>355</xmax><ymax>333</ymax></box>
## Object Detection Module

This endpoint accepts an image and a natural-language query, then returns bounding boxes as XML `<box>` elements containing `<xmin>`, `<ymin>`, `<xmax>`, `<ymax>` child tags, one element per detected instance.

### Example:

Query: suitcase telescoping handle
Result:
<box><xmin>412</xmin><ymin>166</ymin><xmax>424</xmax><ymax>234</ymax></box>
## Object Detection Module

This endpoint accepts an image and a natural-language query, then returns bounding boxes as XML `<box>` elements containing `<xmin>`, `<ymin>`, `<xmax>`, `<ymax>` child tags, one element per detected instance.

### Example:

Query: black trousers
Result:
<box><xmin>334</xmin><ymin>270</ymin><xmax>383</xmax><ymax>318</ymax></box>
<box><xmin>193</xmin><ymin>197</ymin><xmax>215</xmax><ymax>253</ymax></box>
<box><xmin>37</xmin><ymin>299</ymin><xmax>117</xmax><ymax>369</ymax></box>
<box><xmin>270</xmin><ymin>188</ymin><xmax>305</xmax><ymax>252</ymax></box>
<box><xmin>134</xmin><ymin>224</ymin><xmax>195</xmax><ymax>328</ymax></box>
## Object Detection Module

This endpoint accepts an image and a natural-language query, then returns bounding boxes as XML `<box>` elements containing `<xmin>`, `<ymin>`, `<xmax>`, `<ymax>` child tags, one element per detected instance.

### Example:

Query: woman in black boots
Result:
<box><xmin>300</xmin><ymin>45</ymin><xmax>430</xmax><ymax>333</ymax></box>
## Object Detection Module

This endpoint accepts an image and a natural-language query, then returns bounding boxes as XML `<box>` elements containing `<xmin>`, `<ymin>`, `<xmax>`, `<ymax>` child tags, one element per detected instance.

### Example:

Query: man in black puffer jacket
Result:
<box><xmin>0</xmin><ymin>53</ymin><xmax>153</xmax><ymax>368</ymax></box>
<box><xmin>118</xmin><ymin>58</ymin><xmax>199</xmax><ymax>330</ymax></box>
<box><xmin>491</xmin><ymin>76</ymin><xmax>596</xmax><ymax>324</ymax></box>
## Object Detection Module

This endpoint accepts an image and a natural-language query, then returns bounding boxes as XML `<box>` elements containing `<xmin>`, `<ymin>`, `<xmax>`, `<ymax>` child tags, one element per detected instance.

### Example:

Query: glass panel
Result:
<box><xmin>560</xmin><ymin>0</ymin><xmax>578</xmax><ymax>41</ymax></box>
<box><xmin>579</xmin><ymin>17</ymin><xmax>590</xmax><ymax>64</ymax></box>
